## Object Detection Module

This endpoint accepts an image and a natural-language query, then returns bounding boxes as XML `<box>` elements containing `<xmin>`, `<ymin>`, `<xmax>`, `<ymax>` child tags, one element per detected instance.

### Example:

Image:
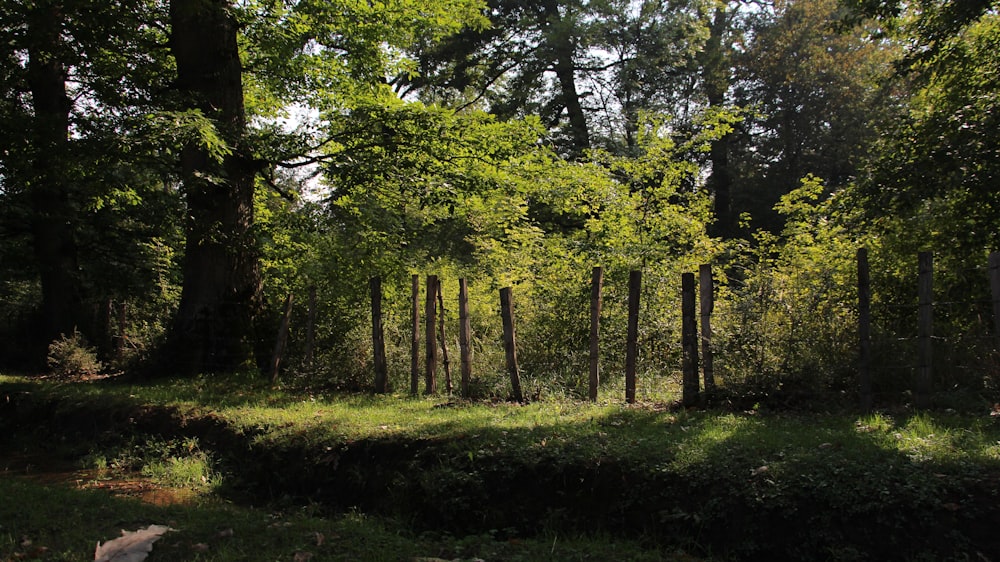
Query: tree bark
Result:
<box><xmin>540</xmin><ymin>0</ymin><xmax>590</xmax><ymax>158</ymax></box>
<box><xmin>702</xmin><ymin>7</ymin><xmax>733</xmax><ymax>237</ymax></box>
<box><xmin>26</xmin><ymin>1</ymin><xmax>84</xmax><ymax>347</ymax></box>
<box><xmin>166</xmin><ymin>0</ymin><xmax>262</xmax><ymax>374</ymax></box>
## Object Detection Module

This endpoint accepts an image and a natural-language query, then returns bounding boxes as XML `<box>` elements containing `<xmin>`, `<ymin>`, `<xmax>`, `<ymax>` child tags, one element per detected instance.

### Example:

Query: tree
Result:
<box><xmin>23</xmin><ymin>0</ymin><xmax>82</xmax><ymax>345</ymax></box>
<box><xmin>694</xmin><ymin>1</ymin><xmax>744</xmax><ymax>236</ymax></box>
<box><xmin>398</xmin><ymin>0</ymin><xmax>714</xmax><ymax>158</ymax></box>
<box><xmin>162</xmin><ymin>0</ymin><xmax>487</xmax><ymax>374</ymax></box>
<box><xmin>163</xmin><ymin>0</ymin><xmax>262</xmax><ymax>373</ymax></box>
<box><xmin>853</xmin><ymin>12</ymin><xmax>1000</xmax><ymax>267</ymax></box>
<box><xmin>841</xmin><ymin>0</ymin><xmax>997</xmax><ymax>66</ymax></box>
<box><xmin>0</xmin><ymin>0</ymin><xmax>174</xmax><ymax>365</ymax></box>
<box><xmin>588</xmin><ymin>0</ymin><xmax>714</xmax><ymax>152</ymax></box>
<box><xmin>728</xmin><ymin>0</ymin><xmax>891</xmax><ymax>233</ymax></box>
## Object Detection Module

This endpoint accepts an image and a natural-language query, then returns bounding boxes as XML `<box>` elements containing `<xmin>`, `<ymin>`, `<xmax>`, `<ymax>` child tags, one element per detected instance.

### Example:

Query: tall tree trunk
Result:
<box><xmin>26</xmin><ymin>1</ymin><xmax>84</xmax><ymax>348</ymax></box>
<box><xmin>166</xmin><ymin>0</ymin><xmax>261</xmax><ymax>374</ymax></box>
<box><xmin>702</xmin><ymin>7</ymin><xmax>733</xmax><ymax>238</ymax></box>
<box><xmin>540</xmin><ymin>0</ymin><xmax>590</xmax><ymax>158</ymax></box>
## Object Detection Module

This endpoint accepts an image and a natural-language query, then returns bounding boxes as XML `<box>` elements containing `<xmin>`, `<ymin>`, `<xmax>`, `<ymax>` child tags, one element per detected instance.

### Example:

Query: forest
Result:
<box><xmin>2</xmin><ymin>0</ymin><xmax>1000</xmax><ymax>559</ymax></box>
<box><xmin>0</xmin><ymin>0</ymin><xmax>997</xmax><ymax>404</ymax></box>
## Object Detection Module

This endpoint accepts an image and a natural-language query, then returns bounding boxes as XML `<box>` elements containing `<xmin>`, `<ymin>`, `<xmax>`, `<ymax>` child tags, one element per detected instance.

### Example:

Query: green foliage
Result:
<box><xmin>266</xmin><ymin>105</ymin><xmax>727</xmax><ymax>397</ymax></box>
<box><xmin>729</xmin><ymin>0</ymin><xmax>893</xmax><ymax>234</ymax></box>
<box><xmin>856</xmin><ymin>12</ymin><xmax>1000</xmax><ymax>255</ymax></box>
<box><xmin>716</xmin><ymin>176</ymin><xmax>859</xmax><ymax>401</ymax></box>
<box><xmin>841</xmin><ymin>13</ymin><xmax>1000</xmax><ymax>398</ymax></box>
<box><xmin>46</xmin><ymin>331</ymin><xmax>104</xmax><ymax>378</ymax></box>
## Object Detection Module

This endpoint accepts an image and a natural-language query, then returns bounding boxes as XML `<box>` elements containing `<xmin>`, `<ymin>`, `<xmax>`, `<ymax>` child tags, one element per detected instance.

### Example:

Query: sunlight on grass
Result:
<box><xmin>209</xmin><ymin>391</ymin><xmax>628</xmax><ymax>447</ymax></box>
<box><xmin>855</xmin><ymin>412</ymin><xmax>1000</xmax><ymax>465</ymax></box>
<box><xmin>7</xmin><ymin>374</ymin><xmax>1000</xmax><ymax>559</ymax></box>
<box><xmin>669</xmin><ymin>414</ymin><xmax>758</xmax><ymax>470</ymax></box>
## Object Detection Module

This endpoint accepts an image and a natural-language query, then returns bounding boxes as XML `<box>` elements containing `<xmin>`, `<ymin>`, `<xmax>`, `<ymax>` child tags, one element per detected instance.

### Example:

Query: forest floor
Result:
<box><xmin>2</xmin><ymin>373</ymin><xmax>1000</xmax><ymax>561</ymax></box>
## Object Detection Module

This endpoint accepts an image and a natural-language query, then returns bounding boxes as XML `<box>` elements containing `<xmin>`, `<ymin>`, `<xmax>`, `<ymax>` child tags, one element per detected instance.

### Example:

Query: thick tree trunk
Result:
<box><xmin>702</xmin><ymin>7</ymin><xmax>733</xmax><ymax>238</ymax></box>
<box><xmin>540</xmin><ymin>0</ymin><xmax>589</xmax><ymax>158</ymax></box>
<box><xmin>166</xmin><ymin>0</ymin><xmax>261</xmax><ymax>374</ymax></box>
<box><xmin>26</xmin><ymin>2</ymin><xmax>84</xmax><ymax>347</ymax></box>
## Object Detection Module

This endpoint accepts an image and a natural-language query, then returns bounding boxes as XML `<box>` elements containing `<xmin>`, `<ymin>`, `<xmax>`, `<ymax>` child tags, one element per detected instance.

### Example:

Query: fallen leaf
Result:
<box><xmin>191</xmin><ymin>543</ymin><xmax>210</xmax><ymax>553</ymax></box>
<box><xmin>217</xmin><ymin>528</ymin><xmax>235</xmax><ymax>538</ymax></box>
<box><xmin>293</xmin><ymin>551</ymin><xmax>314</xmax><ymax>561</ymax></box>
<box><xmin>313</xmin><ymin>532</ymin><xmax>325</xmax><ymax>546</ymax></box>
<box><xmin>94</xmin><ymin>524</ymin><xmax>173</xmax><ymax>562</ymax></box>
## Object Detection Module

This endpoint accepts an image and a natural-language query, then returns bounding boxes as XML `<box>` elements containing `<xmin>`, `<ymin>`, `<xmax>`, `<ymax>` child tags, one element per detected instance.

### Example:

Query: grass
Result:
<box><xmin>0</xmin><ymin>477</ymin><xmax>687</xmax><ymax>561</ymax></box>
<box><xmin>3</xmin><ymin>373</ymin><xmax>1000</xmax><ymax>560</ymax></box>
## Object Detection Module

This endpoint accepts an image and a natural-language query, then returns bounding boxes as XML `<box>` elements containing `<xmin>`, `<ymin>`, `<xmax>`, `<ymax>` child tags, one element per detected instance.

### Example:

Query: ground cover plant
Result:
<box><xmin>3</xmin><ymin>374</ymin><xmax>1000</xmax><ymax>560</ymax></box>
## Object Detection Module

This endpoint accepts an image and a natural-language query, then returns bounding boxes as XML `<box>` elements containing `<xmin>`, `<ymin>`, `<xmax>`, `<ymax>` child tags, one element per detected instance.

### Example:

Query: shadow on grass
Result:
<box><xmin>4</xmin><ymin>375</ymin><xmax>1000</xmax><ymax>560</ymax></box>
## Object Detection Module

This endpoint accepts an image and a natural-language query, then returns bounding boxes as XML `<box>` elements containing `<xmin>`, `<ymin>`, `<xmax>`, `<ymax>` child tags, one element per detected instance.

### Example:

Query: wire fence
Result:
<box><xmin>262</xmin><ymin>249</ymin><xmax>1000</xmax><ymax>409</ymax></box>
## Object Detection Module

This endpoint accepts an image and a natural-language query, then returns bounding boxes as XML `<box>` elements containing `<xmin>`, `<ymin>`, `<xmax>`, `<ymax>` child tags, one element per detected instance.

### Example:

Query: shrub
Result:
<box><xmin>47</xmin><ymin>330</ymin><xmax>103</xmax><ymax>378</ymax></box>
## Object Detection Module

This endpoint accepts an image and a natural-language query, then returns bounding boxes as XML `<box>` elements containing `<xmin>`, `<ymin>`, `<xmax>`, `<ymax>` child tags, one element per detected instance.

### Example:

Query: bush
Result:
<box><xmin>47</xmin><ymin>330</ymin><xmax>103</xmax><ymax>378</ymax></box>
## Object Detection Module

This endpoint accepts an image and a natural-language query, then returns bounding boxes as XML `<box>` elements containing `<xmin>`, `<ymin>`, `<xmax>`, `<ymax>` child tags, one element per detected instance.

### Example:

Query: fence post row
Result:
<box><xmin>425</xmin><ymin>275</ymin><xmax>439</xmax><ymax>395</ymax></box>
<box><xmin>458</xmin><ymin>279</ymin><xmax>473</xmax><ymax>398</ymax></box>
<box><xmin>270</xmin><ymin>293</ymin><xmax>295</xmax><ymax>384</ymax></box>
<box><xmin>857</xmin><ymin>249</ymin><xmax>872</xmax><ymax>412</ymax></box>
<box><xmin>916</xmin><ymin>252</ymin><xmax>933</xmax><ymax>408</ymax></box>
<box><xmin>370</xmin><ymin>277</ymin><xmax>388</xmax><ymax>394</ymax></box>
<box><xmin>589</xmin><ymin>266</ymin><xmax>603</xmax><ymax>402</ymax></box>
<box><xmin>500</xmin><ymin>287</ymin><xmax>524</xmax><ymax>403</ymax></box>
<box><xmin>410</xmin><ymin>275</ymin><xmax>420</xmax><ymax>395</ymax></box>
<box><xmin>990</xmin><ymin>252</ymin><xmax>1000</xmax><ymax>353</ymax></box>
<box><xmin>371</xmin><ymin>248</ymin><xmax>1000</xmax><ymax>406</ymax></box>
<box><xmin>699</xmin><ymin>265</ymin><xmax>714</xmax><ymax>394</ymax></box>
<box><xmin>436</xmin><ymin>283</ymin><xmax>453</xmax><ymax>395</ymax></box>
<box><xmin>625</xmin><ymin>271</ymin><xmax>641</xmax><ymax>404</ymax></box>
<box><xmin>681</xmin><ymin>272</ymin><xmax>700</xmax><ymax>407</ymax></box>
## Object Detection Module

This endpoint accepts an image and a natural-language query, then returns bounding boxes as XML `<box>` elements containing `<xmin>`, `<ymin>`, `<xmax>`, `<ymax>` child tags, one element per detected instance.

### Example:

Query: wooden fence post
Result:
<box><xmin>500</xmin><ymin>287</ymin><xmax>524</xmax><ymax>403</ymax></box>
<box><xmin>916</xmin><ymin>251</ymin><xmax>933</xmax><ymax>408</ymax></box>
<box><xmin>990</xmin><ymin>252</ymin><xmax>1000</xmax><ymax>353</ymax></box>
<box><xmin>303</xmin><ymin>286</ymin><xmax>316</xmax><ymax>370</ymax></box>
<box><xmin>115</xmin><ymin>300</ymin><xmax>128</xmax><ymax>358</ymax></box>
<box><xmin>410</xmin><ymin>274</ymin><xmax>420</xmax><ymax>395</ymax></box>
<box><xmin>458</xmin><ymin>279</ymin><xmax>473</xmax><ymax>398</ymax></box>
<box><xmin>270</xmin><ymin>293</ymin><xmax>295</xmax><ymax>384</ymax></box>
<box><xmin>425</xmin><ymin>275</ymin><xmax>438</xmax><ymax>395</ymax></box>
<box><xmin>682</xmin><ymin>272</ymin><xmax>700</xmax><ymax>407</ymax></box>
<box><xmin>370</xmin><ymin>277</ymin><xmax>388</xmax><ymax>394</ymax></box>
<box><xmin>625</xmin><ymin>270</ymin><xmax>641</xmax><ymax>404</ymax></box>
<box><xmin>437</xmin><ymin>282</ymin><xmax>452</xmax><ymax>395</ymax></box>
<box><xmin>589</xmin><ymin>266</ymin><xmax>603</xmax><ymax>402</ymax></box>
<box><xmin>858</xmin><ymin>248</ymin><xmax>872</xmax><ymax>412</ymax></box>
<box><xmin>699</xmin><ymin>264</ymin><xmax>714</xmax><ymax>394</ymax></box>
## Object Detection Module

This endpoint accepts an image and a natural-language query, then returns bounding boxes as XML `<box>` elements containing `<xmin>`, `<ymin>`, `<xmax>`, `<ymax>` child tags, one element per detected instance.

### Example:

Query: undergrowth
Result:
<box><xmin>3</xmin><ymin>373</ymin><xmax>1000</xmax><ymax>560</ymax></box>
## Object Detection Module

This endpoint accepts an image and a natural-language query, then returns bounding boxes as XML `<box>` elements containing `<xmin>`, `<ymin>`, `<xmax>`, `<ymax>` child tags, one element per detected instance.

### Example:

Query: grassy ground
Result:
<box><xmin>0</xmin><ymin>476</ymin><xmax>688</xmax><ymax>561</ymax></box>
<box><xmin>3</xmin><ymin>373</ymin><xmax>1000</xmax><ymax>560</ymax></box>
